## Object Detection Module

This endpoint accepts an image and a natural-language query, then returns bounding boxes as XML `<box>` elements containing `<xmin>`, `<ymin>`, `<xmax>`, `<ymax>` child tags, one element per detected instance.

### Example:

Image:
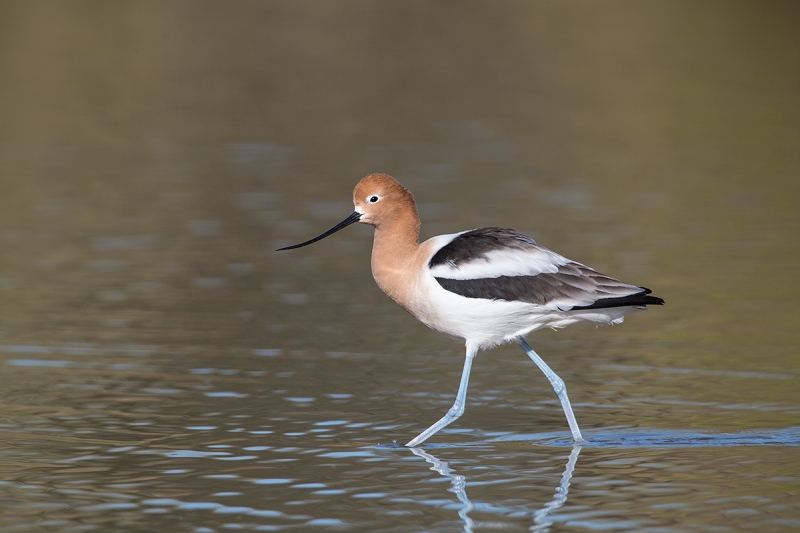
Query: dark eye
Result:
<box><xmin>368</xmin><ymin>195</ymin><xmax>379</xmax><ymax>204</ymax></box>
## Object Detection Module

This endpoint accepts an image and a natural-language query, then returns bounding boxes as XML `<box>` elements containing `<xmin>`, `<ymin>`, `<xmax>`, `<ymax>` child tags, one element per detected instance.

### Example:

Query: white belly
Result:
<box><xmin>410</xmin><ymin>272</ymin><xmax>635</xmax><ymax>350</ymax></box>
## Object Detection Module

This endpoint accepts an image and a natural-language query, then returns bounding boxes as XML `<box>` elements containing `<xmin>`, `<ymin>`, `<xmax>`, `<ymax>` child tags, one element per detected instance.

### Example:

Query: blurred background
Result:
<box><xmin>0</xmin><ymin>2</ymin><xmax>798</xmax><ymax>532</ymax></box>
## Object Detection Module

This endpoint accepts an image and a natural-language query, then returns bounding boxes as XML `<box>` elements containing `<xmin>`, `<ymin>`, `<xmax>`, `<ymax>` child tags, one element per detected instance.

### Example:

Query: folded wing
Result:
<box><xmin>430</xmin><ymin>228</ymin><xmax>664</xmax><ymax>311</ymax></box>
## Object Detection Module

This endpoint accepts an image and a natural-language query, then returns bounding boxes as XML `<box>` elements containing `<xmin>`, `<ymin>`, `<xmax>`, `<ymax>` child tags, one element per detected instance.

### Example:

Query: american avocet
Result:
<box><xmin>278</xmin><ymin>174</ymin><xmax>663</xmax><ymax>446</ymax></box>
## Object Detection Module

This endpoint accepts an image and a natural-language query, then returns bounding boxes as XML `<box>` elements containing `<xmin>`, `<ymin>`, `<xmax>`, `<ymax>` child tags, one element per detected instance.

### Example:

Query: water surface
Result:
<box><xmin>1</xmin><ymin>2</ymin><xmax>798</xmax><ymax>531</ymax></box>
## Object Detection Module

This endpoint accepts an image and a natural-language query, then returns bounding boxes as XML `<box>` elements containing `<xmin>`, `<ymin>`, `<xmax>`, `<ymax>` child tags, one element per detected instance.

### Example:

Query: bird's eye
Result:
<box><xmin>368</xmin><ymin>195</ymin><xmax>380</xmax><ymax>204</ymax></box>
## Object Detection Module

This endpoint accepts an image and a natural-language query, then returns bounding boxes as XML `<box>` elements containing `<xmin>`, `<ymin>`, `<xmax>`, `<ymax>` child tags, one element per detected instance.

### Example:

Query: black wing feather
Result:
<box><xmin>429</xmin><ymin>228</ymin><xmax>537</xmax><ymax>268</ymax></box>
<box><xmin>431</xmin><ymin>229</ymin><xmax>664</xmax><ymax>310</ymax></box>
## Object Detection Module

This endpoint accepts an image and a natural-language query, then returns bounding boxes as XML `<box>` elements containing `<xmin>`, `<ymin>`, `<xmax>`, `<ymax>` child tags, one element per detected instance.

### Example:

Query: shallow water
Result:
<box><xmin>1</xmin><ymin>2</ymin><xmax>799</xmax><ymax>532</ymax></box>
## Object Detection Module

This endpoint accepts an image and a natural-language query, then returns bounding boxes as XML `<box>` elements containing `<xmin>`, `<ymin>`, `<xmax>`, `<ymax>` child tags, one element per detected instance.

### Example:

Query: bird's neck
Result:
<box><xmin>370</xmin><ymin>214</ymin><xmax>421</xmax><ymax>307</ymax></box>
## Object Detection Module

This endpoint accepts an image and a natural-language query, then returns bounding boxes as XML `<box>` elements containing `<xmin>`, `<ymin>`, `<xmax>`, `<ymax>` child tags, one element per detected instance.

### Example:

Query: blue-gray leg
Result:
<box><xmin>406</xmin><ymin>343</ymin><xmax>479</xmax><ymax>447</ymax></box>
<box><xmin>519</xmin><ymin>339</ymin><xmax>584</xmax><ymax>443</ymax></box>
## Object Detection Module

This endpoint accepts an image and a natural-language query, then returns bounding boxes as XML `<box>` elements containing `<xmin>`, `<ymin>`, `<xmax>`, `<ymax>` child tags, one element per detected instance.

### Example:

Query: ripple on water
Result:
<box><xmin>495</xmin><ymin>427</ymin><xmax>800</xmax><ymax>448</ymax></box>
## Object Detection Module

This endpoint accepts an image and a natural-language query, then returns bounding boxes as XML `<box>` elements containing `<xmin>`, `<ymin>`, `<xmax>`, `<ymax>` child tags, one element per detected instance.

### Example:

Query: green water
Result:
<box><xmin>1</xmin><ymin>2</ymin><xmax>798</xmax><ymax>531</ymax></box>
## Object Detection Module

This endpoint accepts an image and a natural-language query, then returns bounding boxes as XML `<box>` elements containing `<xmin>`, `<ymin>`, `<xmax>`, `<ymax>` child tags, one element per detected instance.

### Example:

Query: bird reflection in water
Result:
<box><xmin>410</xmin><ymin>446</ymin><xmax>581</xmax><ymax>533</ymax></box>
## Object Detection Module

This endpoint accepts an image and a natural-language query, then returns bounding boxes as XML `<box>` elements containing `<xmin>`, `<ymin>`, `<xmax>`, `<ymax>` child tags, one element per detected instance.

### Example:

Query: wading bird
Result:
<box><xmin>278</xmin><ymin>174</ymin><xmax>663</xmax><ymax>446</ymax></box>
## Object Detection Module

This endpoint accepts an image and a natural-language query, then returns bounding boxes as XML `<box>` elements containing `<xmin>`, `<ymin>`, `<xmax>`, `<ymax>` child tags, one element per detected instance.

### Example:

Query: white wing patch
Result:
<box><xmin>429</xmin><ymin>246</ymin><xmax>569</xmax><ymax>280</ymax></box>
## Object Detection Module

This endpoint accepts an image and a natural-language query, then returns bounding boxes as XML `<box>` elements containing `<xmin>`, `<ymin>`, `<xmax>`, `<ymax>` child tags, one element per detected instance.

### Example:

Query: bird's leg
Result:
<box><xmin>406</xmin><ymin>344</ymin><xmax>478</xmax><ymax>447</ymax></box>
<box><xmin>519</xmin><ymin>339</ymin><xmax>584</xmax><ymax>443</ymax></box>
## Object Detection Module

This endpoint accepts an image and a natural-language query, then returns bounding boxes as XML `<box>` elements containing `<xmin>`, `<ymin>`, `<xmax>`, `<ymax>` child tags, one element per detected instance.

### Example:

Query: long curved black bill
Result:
<box><xmin>276</xmin><ymin>211</ymin><xmax>362</xmax><ymax>251</ymax></box>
